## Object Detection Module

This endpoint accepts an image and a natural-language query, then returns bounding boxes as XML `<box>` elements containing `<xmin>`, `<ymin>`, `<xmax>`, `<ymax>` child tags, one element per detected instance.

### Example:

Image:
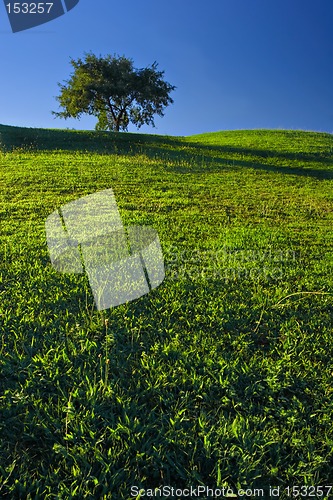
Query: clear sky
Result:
<box><xmin>1</xmin><ymin>0</ymin><xmax>332</xmax><ymax>136</ymax></box>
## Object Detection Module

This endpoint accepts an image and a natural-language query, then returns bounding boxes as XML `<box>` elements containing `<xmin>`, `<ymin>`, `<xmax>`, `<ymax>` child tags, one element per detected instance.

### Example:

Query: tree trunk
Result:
<box><xmin>114</xmin><ymin>116</ymin><xmax>121</xmax><ymax>132</ymax></box>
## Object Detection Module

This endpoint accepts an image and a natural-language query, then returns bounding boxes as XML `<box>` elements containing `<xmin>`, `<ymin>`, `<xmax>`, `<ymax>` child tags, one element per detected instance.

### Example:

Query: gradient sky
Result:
<box><xmin>1</xmin><ymin>0</ymin><xmax>332</xmax><ymax>136</ymax></box>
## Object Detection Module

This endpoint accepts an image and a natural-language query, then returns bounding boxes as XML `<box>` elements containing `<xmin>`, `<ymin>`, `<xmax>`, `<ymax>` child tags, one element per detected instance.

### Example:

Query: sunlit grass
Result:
<box><xmin>1</xmin><ymin>125</ymin><xmax>333</xmax><ymax>498</ymax></box>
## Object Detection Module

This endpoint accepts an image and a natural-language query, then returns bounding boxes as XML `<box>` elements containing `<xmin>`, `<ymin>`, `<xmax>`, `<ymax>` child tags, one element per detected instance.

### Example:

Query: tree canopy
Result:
<box><xmin>53</xmin><ymin>53</ymin><xmax>176</xmax><ymax>132</ymax></box>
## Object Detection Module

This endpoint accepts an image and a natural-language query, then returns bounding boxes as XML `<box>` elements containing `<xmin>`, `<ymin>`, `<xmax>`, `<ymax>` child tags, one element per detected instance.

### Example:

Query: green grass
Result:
<box><xmin>1</xmin><ymin>124</ymin><xmax>333</xmax><ymax>499</ymax></box>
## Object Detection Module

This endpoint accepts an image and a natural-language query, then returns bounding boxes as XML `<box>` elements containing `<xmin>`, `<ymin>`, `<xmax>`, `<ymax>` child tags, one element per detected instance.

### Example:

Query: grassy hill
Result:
<box><xmin>1</xmin><ymin>124</ymin><xmax>333</xmax><ymax>498</ymax></box>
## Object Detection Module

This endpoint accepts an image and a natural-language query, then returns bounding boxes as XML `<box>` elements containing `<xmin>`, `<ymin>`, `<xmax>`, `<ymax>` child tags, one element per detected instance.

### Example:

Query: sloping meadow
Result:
<box><xmin>1</xmin><ymin>126</ymin><xmax>333</xmax><ymax>497</ymax></box>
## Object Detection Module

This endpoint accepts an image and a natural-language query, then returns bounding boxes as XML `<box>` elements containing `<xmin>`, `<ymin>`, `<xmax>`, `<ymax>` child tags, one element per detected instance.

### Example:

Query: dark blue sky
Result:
<box><xmin>1</xmin><ymin>0</ymin><xmax>332</xmax><ymax>136</ymax></box>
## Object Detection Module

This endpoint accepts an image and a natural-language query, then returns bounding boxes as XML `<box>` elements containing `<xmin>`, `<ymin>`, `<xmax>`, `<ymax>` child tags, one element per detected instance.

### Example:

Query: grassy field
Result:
<box><xmin>1</xmin><ymin>124</ymin><xmax>333</xmax><ymax>499</ymax></box>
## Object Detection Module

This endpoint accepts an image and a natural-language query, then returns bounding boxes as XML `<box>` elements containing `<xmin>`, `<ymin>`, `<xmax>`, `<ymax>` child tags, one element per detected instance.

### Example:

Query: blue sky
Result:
<box><xmin>1</xmin><ymin>0</ymin><xmax>332</xmax><ymax>136</ymax></box>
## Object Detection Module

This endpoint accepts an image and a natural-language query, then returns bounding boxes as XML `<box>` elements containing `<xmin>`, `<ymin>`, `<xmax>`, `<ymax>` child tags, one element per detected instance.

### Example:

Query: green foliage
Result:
<box><xmin>53</xmin><ymin>53</ymin><xmax>176</xmax><ymax>132</ymax></box>
<box><xmin>1</xmin><ymin>126</ymin><xmax>333</xmax><ymax>497</ymax></box>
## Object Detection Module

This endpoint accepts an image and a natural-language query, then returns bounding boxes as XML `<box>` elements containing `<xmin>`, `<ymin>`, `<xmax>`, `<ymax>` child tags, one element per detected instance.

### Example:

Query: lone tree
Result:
<box><xmin>53</xmin><ymin>53</ymin><xmax>176</xmax><ymax>132</ymax></box>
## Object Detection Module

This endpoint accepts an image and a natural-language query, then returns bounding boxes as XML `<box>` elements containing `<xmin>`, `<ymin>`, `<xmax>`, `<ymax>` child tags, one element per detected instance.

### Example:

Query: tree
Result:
<box><xmin>53</xmin><ymin>53</ymin><xmax>176</xmax><ymax>132</ymax></box>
